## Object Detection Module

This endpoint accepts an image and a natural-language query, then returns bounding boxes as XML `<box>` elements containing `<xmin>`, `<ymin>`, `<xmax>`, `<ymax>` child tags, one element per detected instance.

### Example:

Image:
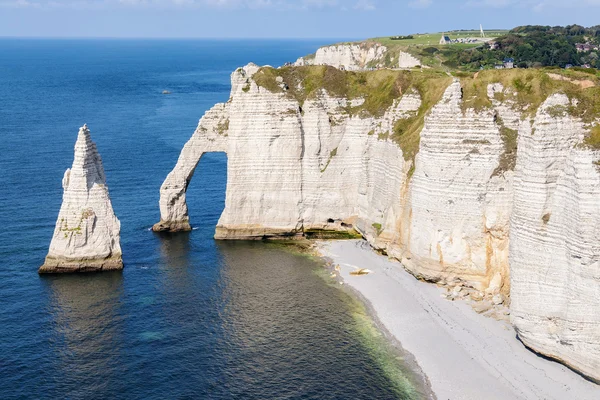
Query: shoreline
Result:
<box><xmin>325</xmin><ymin>257</ymin><xmax>437</xmax><ymax>400</ymax></box>
<box><xmin>316</xmin><ymin>239</ymin><xmax>600</xmax><ymax>400</ymax></box>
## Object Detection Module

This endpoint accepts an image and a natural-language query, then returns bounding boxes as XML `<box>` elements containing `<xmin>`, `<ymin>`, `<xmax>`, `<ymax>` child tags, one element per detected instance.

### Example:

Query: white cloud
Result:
<box><xmin>353</xmin><ymin>0</ymin><xmax>375</xmax><ymax>10</ymax></box>
<box><xmin>0</xmin><ymin>0</ymin><xmax>37</xmax><ymax>7</ymax></box>
<box><xmin>408</xmin><ymin>0</ymin><xmax>431</xmax><ymax>8</ymax></box>
<box><xmin>301</xmin><ymin>0</ymin><xmax>338</xmax><ymax>8</ymax></box>
<box><xmin>464</xmin><ymin>0</ymin><xmax>510</xmax><ymax>7</ymax></box>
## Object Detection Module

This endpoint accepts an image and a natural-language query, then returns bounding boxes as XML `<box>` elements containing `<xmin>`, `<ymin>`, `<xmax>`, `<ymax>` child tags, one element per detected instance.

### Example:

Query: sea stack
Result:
<box><xmin>39</xmin><ymin>125</ymin><xmax>123</xmax><ymax>273</ymax></box>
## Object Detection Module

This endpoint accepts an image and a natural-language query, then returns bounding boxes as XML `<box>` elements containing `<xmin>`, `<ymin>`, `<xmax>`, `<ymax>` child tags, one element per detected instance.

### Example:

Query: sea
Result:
<box><xmin>0</xmin><ymin>39</ymin><xmax>425</xmax><ymax>399</ymax></box>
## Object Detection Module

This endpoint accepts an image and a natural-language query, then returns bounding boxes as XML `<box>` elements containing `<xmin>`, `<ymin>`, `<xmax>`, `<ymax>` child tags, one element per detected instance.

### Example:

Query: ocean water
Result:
<box><xmin>0</xmin><ymin>39</ymin><xmax>423</xmax><ymax>399</ymax></box>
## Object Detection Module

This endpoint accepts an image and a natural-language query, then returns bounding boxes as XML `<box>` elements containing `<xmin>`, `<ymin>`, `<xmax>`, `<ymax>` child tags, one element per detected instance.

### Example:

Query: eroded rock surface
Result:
<box><xmin>510</xmin><ymin>94</ymin><xmax>600</xmax><ymax>382</ymax></box>
<box><xmin>295</xmin><ymin>43</ymin><xmax>421</xmax><ymax>70</ymax></box>
<box><xmin>40</xmin><ymin>125</ymin><xmax>122</xmax><ymax>273</ymax></box>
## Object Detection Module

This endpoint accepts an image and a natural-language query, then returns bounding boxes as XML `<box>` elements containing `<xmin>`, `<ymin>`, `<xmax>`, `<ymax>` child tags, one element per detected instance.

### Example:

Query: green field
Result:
<box><xmin>372</xmin><ymin>30</ymin><xmax>509</xmax><ymax>47</ymax></box>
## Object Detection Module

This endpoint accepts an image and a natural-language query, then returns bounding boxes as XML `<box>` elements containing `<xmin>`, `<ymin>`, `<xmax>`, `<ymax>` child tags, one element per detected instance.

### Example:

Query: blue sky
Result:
<box><xmin>1</xmin><ymin>0</ymin><xmax>599</xmax><ymax>38</ymax></box>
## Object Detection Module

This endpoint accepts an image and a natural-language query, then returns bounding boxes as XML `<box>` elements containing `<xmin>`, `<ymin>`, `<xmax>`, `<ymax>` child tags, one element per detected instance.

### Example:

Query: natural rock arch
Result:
<box><xmin>153</xmin><ymin>104</ymin><xmax>229</xmax><ymax>233</ymax></box>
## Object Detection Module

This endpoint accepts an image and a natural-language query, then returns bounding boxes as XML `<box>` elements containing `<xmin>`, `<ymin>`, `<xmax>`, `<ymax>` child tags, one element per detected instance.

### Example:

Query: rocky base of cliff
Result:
<box><xmin>516</xmin><ymin>334</ymin><xmax>600</xmax><ymax>385</ymax></box>
<box><xmin>214</xmin><ymin>225</ymin><xmax>362</xmax><ymax>240</ymax></box>
<box><xmin>152</xmin><ymin>220</ymin><xmax>192</xmax><ymax>233</ymax></box>
<box><xmin>39</xmin><ymin>256</ymin><xmax>123</xmax><ymax>274</ymax></box>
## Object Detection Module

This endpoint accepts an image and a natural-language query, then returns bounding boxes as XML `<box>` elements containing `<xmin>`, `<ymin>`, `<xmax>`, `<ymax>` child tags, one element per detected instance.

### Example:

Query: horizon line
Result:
<box><xmin>0</xmin><ymin>35</ymin><xmax>363</xmax><ymax>40</ymax></box>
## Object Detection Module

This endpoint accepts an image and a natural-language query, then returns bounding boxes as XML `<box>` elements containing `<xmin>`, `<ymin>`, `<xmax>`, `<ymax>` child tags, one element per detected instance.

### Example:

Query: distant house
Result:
<box><xmin>439</xmin><ymin>34</ymin><xmax>451</xmax><ymax>45</ymax></box>
<box><xmin>576</xmin><ymin>43</ymin><xmax>599</xmax><ymax>52</ymax></box>
<box><xmin>503</xmin><ymin>58</ymin><xmax>515</xmax><ymax>69</ymax></box>
<box><xmin>582</xmin><ymin>63</ymin><xmax>592</xmax><ymax>69</ymax></box>
<box><xmin>565</xmin><ymin>64</ymin><xmax>574</xmax><ymax>69</ymax></box>
<box><xmin>495</xmin><ymin>64</ymin><xmax>505</xmax><ymax>70</ymax></box>
<box><xmin>488</xmin><ymin>41</ymin><xmax>500</xmax><ymax>50</ymax></box>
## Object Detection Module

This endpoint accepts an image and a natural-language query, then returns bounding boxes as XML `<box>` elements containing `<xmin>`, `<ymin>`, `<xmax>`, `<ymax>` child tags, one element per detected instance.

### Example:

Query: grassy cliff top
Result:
<box><xmin>457</xmin><ymin>68</ymin><xmax>600</xmax><ymax>121</ymax></box>
<box><xmin>253</xmin><ymin>65</ymin><xmax>452</xmax><ymax>162</ymax></box>
<box><xmin>252</xmin><ymin>65</ymin><xmax>600</xmax><ymax>159</ymax></box>
<box><xmin>253</xmin><ymin>65</ymin><xmax>451</xmax><ymax>116</ymax></box>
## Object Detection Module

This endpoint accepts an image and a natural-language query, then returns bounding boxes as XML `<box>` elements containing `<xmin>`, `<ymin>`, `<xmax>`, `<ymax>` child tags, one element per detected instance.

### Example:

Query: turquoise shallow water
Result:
<box><xmin>0</xmin><ymin>39</ymin><xmax>422</xmax><ymax>399</ymax></box>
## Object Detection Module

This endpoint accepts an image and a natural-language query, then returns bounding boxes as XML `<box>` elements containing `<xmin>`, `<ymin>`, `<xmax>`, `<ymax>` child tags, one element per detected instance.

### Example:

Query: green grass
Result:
<box><xmin>459</xmin><ymin>69</ymin><xmax>600</xmax><ymax>121</ymax></box>
<box><xmin>585</xmin><ymin>125</ymin><xmax>600</xmax><ymax>150</ymax></box>
<box><xmin>254</xmin><ymin>65</ymin><xmax>444</xmax><ymax>116</ymax></box>
<box><xmin>303</xmin><ymin>229</ymin><xmax>363</xmax><ymax>240</ymax></box>
<box><xmin>391</xmin><ymin>73</ymin><xmax>453</xmax><ymax>162</ymax></box>
<box><xmin>216</xmin><ymin>118</ymin><xmax>229</xmax><ymax>135</ymax></box>
<box><xmin>371</xmin><ymin>30</ymin><xmax>508</xmax><ymax>47</ymax></box>
<box><xmin>320</xmin><ymin>147</ymin><xmax>338</xmax><ymax>173</ymax></box>
<box><xmin>492</xmin><ymin>116</ymin><xmax>519</xmax><ymax>177</ymax></box>
<box><xmin>372</xmin><ymin>223</ymin><xmax>383</xmax><ymax>235</ymax></box>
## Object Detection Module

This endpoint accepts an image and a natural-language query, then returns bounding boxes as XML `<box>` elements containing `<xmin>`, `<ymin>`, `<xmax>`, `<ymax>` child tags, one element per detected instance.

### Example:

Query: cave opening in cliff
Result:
<box><xmin>185</xmin><ymin>152</ymin><xmax>228</xmax><ymax>235</ymax></box>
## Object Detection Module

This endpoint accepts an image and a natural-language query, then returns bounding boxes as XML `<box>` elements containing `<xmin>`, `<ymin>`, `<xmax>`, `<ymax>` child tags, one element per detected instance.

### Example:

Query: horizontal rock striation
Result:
<box><xmin>40</xmin><ymin>125</ymin><xmax>122</xmax><ymax>273</ymax></box>
<box><xmin>396</xmin><ymin>81</ymin><xmax>513</xmax><ymax>298</ymax></box>
<box><xmin>510</xmin><ymin>94</ymin><xmax>600</xmax><ymax>382</ymax></box>
<box><xmin>157</xmin><ymin>64</ymin><xmax>600</xmax><ymax>381</ymax></box>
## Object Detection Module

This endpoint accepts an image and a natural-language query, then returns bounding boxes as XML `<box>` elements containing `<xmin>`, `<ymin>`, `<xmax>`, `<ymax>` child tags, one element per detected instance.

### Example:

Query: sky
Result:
<box><xmin>1</xmin><ymin>0</ymin><xmax>600</xmax><ymax>38</ymax></box>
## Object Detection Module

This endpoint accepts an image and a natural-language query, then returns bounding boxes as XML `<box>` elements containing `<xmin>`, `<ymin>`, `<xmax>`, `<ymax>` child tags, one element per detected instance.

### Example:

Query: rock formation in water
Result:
<box><xmin>294</xmin><ymin>42</ymin><xmax>421</xmax><ymax>70</ymax></box>
<box><xmin>40</xmin><ymin>125</ymin><xmax>123</xmax><ymax>273</ymax></box>
<box><xmin>155</xmin><ymin>61</ymin><xmax>600</xmax><ymax>382</ymax></box>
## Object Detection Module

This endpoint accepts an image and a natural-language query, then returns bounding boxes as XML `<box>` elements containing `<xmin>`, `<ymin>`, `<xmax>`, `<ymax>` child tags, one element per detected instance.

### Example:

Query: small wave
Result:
<box><xmin>192</xmin><ymin>227</ymin><xmax>199</xmax><ymax>230</ymax></box>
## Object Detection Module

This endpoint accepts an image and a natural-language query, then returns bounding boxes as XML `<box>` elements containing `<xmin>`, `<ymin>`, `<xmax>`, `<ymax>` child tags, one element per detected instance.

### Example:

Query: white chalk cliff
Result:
<box><xmin>295</xmin><ymin>42</ymin><xmax>421</xmax><ymax>70</ymax></box>
<box><xmin>155</xmin><ymin>64</ymin><xmax>600</xmax><ymax>382</ymax></box>
<box><xmin>510</xmin><ymin>94</ymin><xmax>600</xmax><ymax>381</ymax></box>
<box><xmin>40</xmin><ymin>125</ymin><xmax>122</xmax><ymax>273</ymax></box>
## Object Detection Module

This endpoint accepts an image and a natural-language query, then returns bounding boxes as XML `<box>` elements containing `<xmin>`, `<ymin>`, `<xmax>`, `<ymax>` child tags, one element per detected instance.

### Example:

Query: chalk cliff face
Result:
<box><xmin>509</xmin><ymin>94</ymin><xmax>600</xmax><ymax>382</ymax></box>
<box><xmin>40</xmin><ymin>125</ymin><xmax>122</xmax><ymax>273</ymax></box>
<box><xmin>156</xmin><ymin>64</ymin><xmax>600</xmax><ymax>382</ymax></box>
<box><xmin>295</xmin><ymin>43</ymin><xmax>421</xmax><ymax>70</ymax></box>
<box><xmin>393</xmin><ymin>81</ymin><xmax>514</xmax><ymax>299</ymax></box>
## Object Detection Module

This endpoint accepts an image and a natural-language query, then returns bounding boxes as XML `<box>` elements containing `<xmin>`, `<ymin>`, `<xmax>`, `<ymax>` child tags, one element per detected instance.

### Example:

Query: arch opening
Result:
<box><xmin>185</xmin><ymin>152</ymin><xmax>228</xmax><ymax>236</ymax></box>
